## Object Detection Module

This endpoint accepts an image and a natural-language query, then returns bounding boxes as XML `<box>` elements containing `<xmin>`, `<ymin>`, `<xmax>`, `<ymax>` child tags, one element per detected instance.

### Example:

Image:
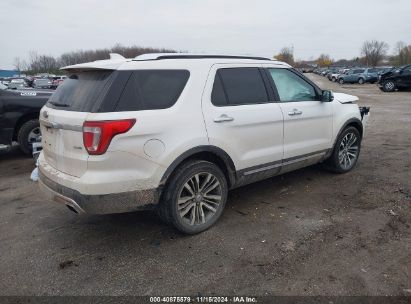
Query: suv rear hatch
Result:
<box><xmin>40</xmin><ymin>70</ymin><xmax>128</xmax><ymax>177</ymax></box>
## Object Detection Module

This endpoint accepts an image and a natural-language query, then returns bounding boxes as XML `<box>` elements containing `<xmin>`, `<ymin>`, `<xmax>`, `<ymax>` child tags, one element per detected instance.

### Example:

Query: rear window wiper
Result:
<box><xmin>49</xmin><ymin>101</ymin><xmax>70</xmax><ymax>107</ymax></box>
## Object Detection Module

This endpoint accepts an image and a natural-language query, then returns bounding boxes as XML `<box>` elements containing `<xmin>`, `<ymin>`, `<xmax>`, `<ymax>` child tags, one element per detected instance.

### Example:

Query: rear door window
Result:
<box><xmin>211</xmin><ymin>68</ymin><xmax>268</xmax><ymax>106</ymax></box>
<box><xmin>116</xmin><ymin>70</ymin><xmax>190</xmax><ymax>111</ymax></box>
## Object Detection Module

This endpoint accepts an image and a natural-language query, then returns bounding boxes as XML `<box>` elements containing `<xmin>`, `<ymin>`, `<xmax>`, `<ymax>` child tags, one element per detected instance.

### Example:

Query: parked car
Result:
<box><xmin>0</xmin><ymin>82</ymin><xmax>53</xmax><ymax>154</ymax></box>
<box><xmin>51</xmin><ymin>76</ymin><xmax>67</xmax><ymax>89</ymax></box>
<box><xmin>378</xmin><ymin>65</ymin><xmax>411</xmax><ymax>92</ymax></box>
<box><xmin>330</xmin><ymin>69</ymin><xmax>349</xmax><ymax>82</ymax></box>
<box><xmin>7</xmin><ymin>78</ymin><xmax>28</xmax><ymax>89</ymax></box>
<box><xmin>338</xmin><ymin>68</ymin><xmax>365</xmax><ymax>84</ymax></box>
<box><xmin>326</xmin><ymin>68</ymin><xmax>340</xmax><ymax>81</ymax></box>
<box><xmin>33</xmin><ymin>78</ymin><xmax>53</xmax><ymax>89</ymax></box>
<box><xmin>355</xmin><ymin>68</ymin><xmax>382</xmax><ymax>84</ymax></box>
<box><xmin>38</xmin><ymin>53</ymin><xmax>370</xmax><ymax>234</ymax></box>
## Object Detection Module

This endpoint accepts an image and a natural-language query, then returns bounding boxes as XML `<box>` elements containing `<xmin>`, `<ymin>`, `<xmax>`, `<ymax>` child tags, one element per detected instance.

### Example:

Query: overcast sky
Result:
<box><xmin>1</xmin><ymin>0</ymin><xmax>410</xmax><ymax>69</ymax></box>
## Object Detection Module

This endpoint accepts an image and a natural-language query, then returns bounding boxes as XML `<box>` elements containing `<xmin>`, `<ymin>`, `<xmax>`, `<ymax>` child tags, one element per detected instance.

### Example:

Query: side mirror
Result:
<box><xmin>321</xmin><ymin>90</ymin><xmax>334</xmax><ymax>102</ymax></box>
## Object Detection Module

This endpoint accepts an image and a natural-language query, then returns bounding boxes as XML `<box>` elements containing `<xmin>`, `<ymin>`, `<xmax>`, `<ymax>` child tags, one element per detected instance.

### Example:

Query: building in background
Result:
<box><xmin>0</xmin><ymin>70</ymin><xmax>20</xmax><ymax>78</ymax></box>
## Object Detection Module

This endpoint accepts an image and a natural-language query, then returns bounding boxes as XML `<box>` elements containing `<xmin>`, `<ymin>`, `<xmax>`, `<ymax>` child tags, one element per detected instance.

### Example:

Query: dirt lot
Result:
<box><xmin>0</xmin><ymin>74</ymin><xmax>410</xmax><ymax>296</ymax></box>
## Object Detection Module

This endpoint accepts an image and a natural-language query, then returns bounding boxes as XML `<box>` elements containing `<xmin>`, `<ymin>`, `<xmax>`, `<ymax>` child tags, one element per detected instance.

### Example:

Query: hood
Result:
<box><xmin>380</xmin><ymin>71</ymin><xmax>394</xmax><ymax>78</ymax></box>
<box><xmin>333</xmin><ymin>92</ymin><xmax>359</xmax><ymax>104</ymax></box>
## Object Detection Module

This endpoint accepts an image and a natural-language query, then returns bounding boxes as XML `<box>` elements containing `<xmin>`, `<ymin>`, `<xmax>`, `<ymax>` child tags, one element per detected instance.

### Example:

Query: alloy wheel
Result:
<box><xmin>384</xmin><ymin>81</ymin><xmax>395</xmax><ymax>91</ymax></box>
<box><xmin>338</xmin><ymin>132</ymin><xmax>359</xmax><ymax>170</ymax></box>
<box><xmin>28</xmin><ymin>127</ymin><xmax>41</xmax><ymax>143</ymax></box>
<box><xmin>177</xmin><ymin>172</ymin><xmax>223</xmax><ymax>226</ymax></box>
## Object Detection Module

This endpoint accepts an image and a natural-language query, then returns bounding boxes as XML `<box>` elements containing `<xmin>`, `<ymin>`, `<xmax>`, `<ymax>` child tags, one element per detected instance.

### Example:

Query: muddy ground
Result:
<box><xmin>0</xmin><ymin>74</ymin><xmax>410</xmax><ymax>296</ymax></box>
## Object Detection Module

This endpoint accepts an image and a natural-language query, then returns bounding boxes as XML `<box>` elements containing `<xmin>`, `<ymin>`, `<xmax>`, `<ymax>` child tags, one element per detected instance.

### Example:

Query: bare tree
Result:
<box><xmin>361</xmin><ymin>40</ymin><xmax>389</xmax><ymax>67</ymax></box>
<box><xmin>13</xmin><ymin>57</ymin><xmax>27</xmax><ymax>73</ymax></box>
<box><xmin>274</xmin><ymin>47</ymin><xmax>294</xmax><ymax>65</ymax></box>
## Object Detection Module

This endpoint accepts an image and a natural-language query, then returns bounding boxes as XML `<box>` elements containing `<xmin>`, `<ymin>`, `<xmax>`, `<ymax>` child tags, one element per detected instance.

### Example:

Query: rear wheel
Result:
<box><xmin>332</xmin><ymin>77</ymin><xmax>336</xmax><ymax>82</ymax></box>
<box><xmin>158</xmin><ymin>160</ymin><xmax>228</xmax><ymax>234</ymax></box>
<box><xmin>17</xmin><ymin>119</ymin><xmax>41</xmax><ymax>155</ymax></box>
<box><xmin>358</xmin><ymin>78</ymin><xmax>365</xmax><ymax>84</ymax></box>
<box><xmin>326</xmin><ymin>126</ymin><xmax>361</xmax><ymax>173</ymax></box>
<box><xmin>382</xmin><ymin>80</ymin><xmax>396</xmax><ymax>92</ymax></box>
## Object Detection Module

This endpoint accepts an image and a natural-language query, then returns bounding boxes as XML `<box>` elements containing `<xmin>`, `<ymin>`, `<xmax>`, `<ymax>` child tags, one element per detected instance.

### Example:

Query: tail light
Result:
<box><xmin>83</xmin><ymin>119</ymin><xmax>136</xmax><ymax>155</ymax></box>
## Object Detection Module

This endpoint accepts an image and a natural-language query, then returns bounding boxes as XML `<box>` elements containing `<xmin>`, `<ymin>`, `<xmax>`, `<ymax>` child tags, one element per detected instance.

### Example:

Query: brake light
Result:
<box><xmin>83</xmin><ymin>119</ymin><xmax>136</xmax><ymax>155</ymax></box>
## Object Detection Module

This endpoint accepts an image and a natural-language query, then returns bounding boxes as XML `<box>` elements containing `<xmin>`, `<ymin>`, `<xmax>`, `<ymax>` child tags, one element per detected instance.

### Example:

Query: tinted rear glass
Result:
<box><xmin>115</xmin><ymin>70</ymin><xmax>189</xmax><ymax>111</ymax></box>
<box><xmin>215</xmin><ymin>68</ymin><xmax>268</xmax><ymax>105</ymax></box>
<box><xmin>47</xmin><ymin>71</ymin><xmax>117</xmax><ymax>112</ymax></box>
<box><xmin>211</xmin><ymin>73</ymin><xmax>228</xmax><ymax>106</ymax></box>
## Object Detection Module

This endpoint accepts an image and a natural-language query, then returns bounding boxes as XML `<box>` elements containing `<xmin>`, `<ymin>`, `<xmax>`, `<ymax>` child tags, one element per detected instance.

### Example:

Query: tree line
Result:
<box><xmin>13</xmin><ymin>40</ymin><xmax>411</xmax><ymax>74</ymax></box>
<box><xmin>13</xmin><ymin>44</ymin><xmax>177</xmax><ymax>75</ymax></box>
<box><xmin>275</xmin><ymin>40</ymin><xmax>411</xmax><ymax>68</ymax></box>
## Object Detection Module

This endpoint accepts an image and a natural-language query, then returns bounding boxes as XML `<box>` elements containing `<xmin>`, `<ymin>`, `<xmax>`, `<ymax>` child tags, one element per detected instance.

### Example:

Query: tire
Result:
<box><xmin>17</xmin><ymin>119</ymin><xmax>41</xmax><ymax>155</ymax></box>
<box><xmin>358</xmin><ymin>78</ymin><xmax>365</xmax><ymax>84</ymax></box>
<box><xmin>338</xmin><ymin>78</ymin><xmax>344</xmax><ymax>84</ymax></box>
<box><xmin>157</xmin><ymin>160</ymin><xmax>228</xmax><ymax>234</ymax></box>
<box><xmin>326</xmin><ymin>126</ymin><xmax>361</xmax><ymax>174</ymax></box>
<box><xmin>332</xmin><ymin>77</ymin><xmax>336</xmax><ymax>82</ymax></box>
<box><xmin>382</xmin><ymin>80</ymin><xmax>396</xmax><ymax>92</ymax></box>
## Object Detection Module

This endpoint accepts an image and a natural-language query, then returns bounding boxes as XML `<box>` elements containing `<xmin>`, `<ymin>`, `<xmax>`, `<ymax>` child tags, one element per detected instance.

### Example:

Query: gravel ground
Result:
<box><xmin>0</xmin><ymin>74</ymin><xmax>410</xmax><ymax>296</ymax></box>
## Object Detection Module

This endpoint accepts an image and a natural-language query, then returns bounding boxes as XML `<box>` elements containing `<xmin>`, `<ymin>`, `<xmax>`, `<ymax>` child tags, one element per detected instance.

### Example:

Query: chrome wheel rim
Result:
<box><xmin>178</xmin><ymin>172</ymin><xmax>222</xmax><ymax>226</ymax></box>
<box><xmin>385</xmin><ymin>82</ymin><xmax>394</xmax><ymax>90</ymax></box>
<box><xmin>338</xmin><ymin>132</ymin><xmax>359</xmax><ymax>170</ymax></box>
<box><xmin>28</xmin><ymin>127</ymin><xmax>41</xmax><ymax>143</ymax></box>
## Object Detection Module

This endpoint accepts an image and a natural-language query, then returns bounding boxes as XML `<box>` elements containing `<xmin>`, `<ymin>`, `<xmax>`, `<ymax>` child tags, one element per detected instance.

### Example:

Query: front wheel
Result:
<box><xmin>358</xmin><ymin>78</ymin><xmax>365</xmax><ymax>84</ymax></box>
<box><xmin>158</xmin><ymin>160</ymin><xmax>228</xmax><ymax>234</ymax></box>
<box><xmin>382</xmin><ymin>80</ymin><xmax>396</xmax><ymax>92</ymax></box>
<box><xmin>338</xmin><ymin>78</ymin><xmax>344</xmax><ymax>84</ymax></box>
<box><xmin>326</xmin><ymin>126</ymin><xmax>361</xmax><ymax>173</ymax></box>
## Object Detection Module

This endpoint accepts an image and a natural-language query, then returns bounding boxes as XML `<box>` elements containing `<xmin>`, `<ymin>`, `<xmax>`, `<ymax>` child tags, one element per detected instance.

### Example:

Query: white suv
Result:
<box><xmin>38</xmin><ymin>53</ymin><xmax>370</xmax><ymax>234</ymax></box>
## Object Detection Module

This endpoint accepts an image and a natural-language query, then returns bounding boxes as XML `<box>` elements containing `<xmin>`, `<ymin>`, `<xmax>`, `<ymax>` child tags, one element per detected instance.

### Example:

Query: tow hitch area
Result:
<box><xmin>359</xmin><ymin>106</ymin><xmax>370</xmax><ymax>120</ymax></box>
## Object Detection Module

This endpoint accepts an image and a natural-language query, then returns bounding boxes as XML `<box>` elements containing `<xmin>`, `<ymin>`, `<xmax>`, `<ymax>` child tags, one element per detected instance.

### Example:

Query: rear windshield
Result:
<box><xmin>47</xmin><ymin>69</ymin><xmax>190</xmax><ymax>112</ymax></box>
<box><xmin>47</xmin><ymin>71</ymin><xmax>116</xmax><ymax>112</ymax></box>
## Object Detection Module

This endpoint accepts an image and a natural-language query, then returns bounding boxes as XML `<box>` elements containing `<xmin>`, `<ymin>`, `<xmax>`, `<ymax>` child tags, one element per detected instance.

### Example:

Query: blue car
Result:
<box><xmin>338</xmin><ymin>69</ymin><xmax>365</xmax><ymax>84</ymax></box>
<box><xmin>339</xmin><ymin>68</ymin><xmax>385</xmax><ymax>84</ymax></box>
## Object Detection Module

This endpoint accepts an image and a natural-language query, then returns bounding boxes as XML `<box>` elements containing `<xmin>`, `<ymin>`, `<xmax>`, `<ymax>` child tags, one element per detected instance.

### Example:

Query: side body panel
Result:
<box><xmin>201</xmin><ymin>63</ymin><xmax>284</xmax><ymax>171</ymax></box>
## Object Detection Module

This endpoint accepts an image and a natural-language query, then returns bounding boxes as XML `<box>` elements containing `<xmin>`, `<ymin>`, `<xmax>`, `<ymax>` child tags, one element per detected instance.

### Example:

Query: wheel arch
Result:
<box><xmin>159</xmin><ymin>146</ymin><xmax>237</xmax><ymax>191</ymax></box>
<box><xmin>329</xmin><ymin>118</ymin><xmax>363</xmax><ymax>156</ymax></box>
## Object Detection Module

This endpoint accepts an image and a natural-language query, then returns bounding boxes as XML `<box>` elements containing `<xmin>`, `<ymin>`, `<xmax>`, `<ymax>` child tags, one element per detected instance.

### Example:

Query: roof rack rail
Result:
<box><xmin>134</xmin><ymin>53</ymin><xmax>272</xmax><ymax>61</ymax></box>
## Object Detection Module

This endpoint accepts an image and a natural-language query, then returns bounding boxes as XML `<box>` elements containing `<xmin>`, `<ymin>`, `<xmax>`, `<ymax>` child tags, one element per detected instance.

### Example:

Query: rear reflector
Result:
<box><xmin>83</xmin><ymin>119</ymin><xmax>136</xmax><ymax>155</ymax></box>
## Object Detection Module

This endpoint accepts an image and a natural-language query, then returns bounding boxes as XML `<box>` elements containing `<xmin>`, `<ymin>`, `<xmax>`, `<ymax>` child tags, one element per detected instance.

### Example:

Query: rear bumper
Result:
<box><xmin>38</xmin><ymin>169</ymin><xmax>160</xmax><ymax>214</ymax></box>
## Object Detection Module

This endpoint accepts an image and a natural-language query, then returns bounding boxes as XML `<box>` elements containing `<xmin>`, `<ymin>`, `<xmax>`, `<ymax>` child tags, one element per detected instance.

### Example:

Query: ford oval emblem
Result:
<box><xmin>43</xmin><ymin>111</ymin><xmax>49</xmax><ymax>119</ymax></box>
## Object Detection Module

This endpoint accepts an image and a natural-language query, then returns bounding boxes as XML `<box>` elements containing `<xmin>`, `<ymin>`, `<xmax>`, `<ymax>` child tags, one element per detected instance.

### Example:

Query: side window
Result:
<box><xmin>116</xmin><ymin>70</ymin><xmax>189</xmax><ymax>111</ymax></box>
<box><xmin>211</xmin><ymin>68</ymin><xmax>268</xmax><ymax>106</ymax></box>
<box><xmin>268</xmin><ymin>68</ymin><xmax>318</xmax><ymax>102</ymax></box>
<box><xmin>211</xmin><ymin>73</ymin><xmax>227</xmax><ymax>106</ymax></box>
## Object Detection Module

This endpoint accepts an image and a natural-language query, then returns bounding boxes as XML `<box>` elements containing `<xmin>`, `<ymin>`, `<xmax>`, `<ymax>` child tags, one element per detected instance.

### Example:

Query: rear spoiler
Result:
<box><xmin>61</xmin><ymin>53</ymin><xmax>130</xmax><ymax>71</ymax></box>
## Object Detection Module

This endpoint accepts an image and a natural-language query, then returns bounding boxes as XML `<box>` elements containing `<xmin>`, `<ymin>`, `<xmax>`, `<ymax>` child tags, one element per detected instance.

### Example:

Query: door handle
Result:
<box><xmin>288</xmin><ymin>109</ymin><xmax>303</xmax><ymax>116</ymax></box>
<box><xmin>214</xmin><ymin>114</ymin><xmax>234</xmax><ymax>123</ymax></box>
